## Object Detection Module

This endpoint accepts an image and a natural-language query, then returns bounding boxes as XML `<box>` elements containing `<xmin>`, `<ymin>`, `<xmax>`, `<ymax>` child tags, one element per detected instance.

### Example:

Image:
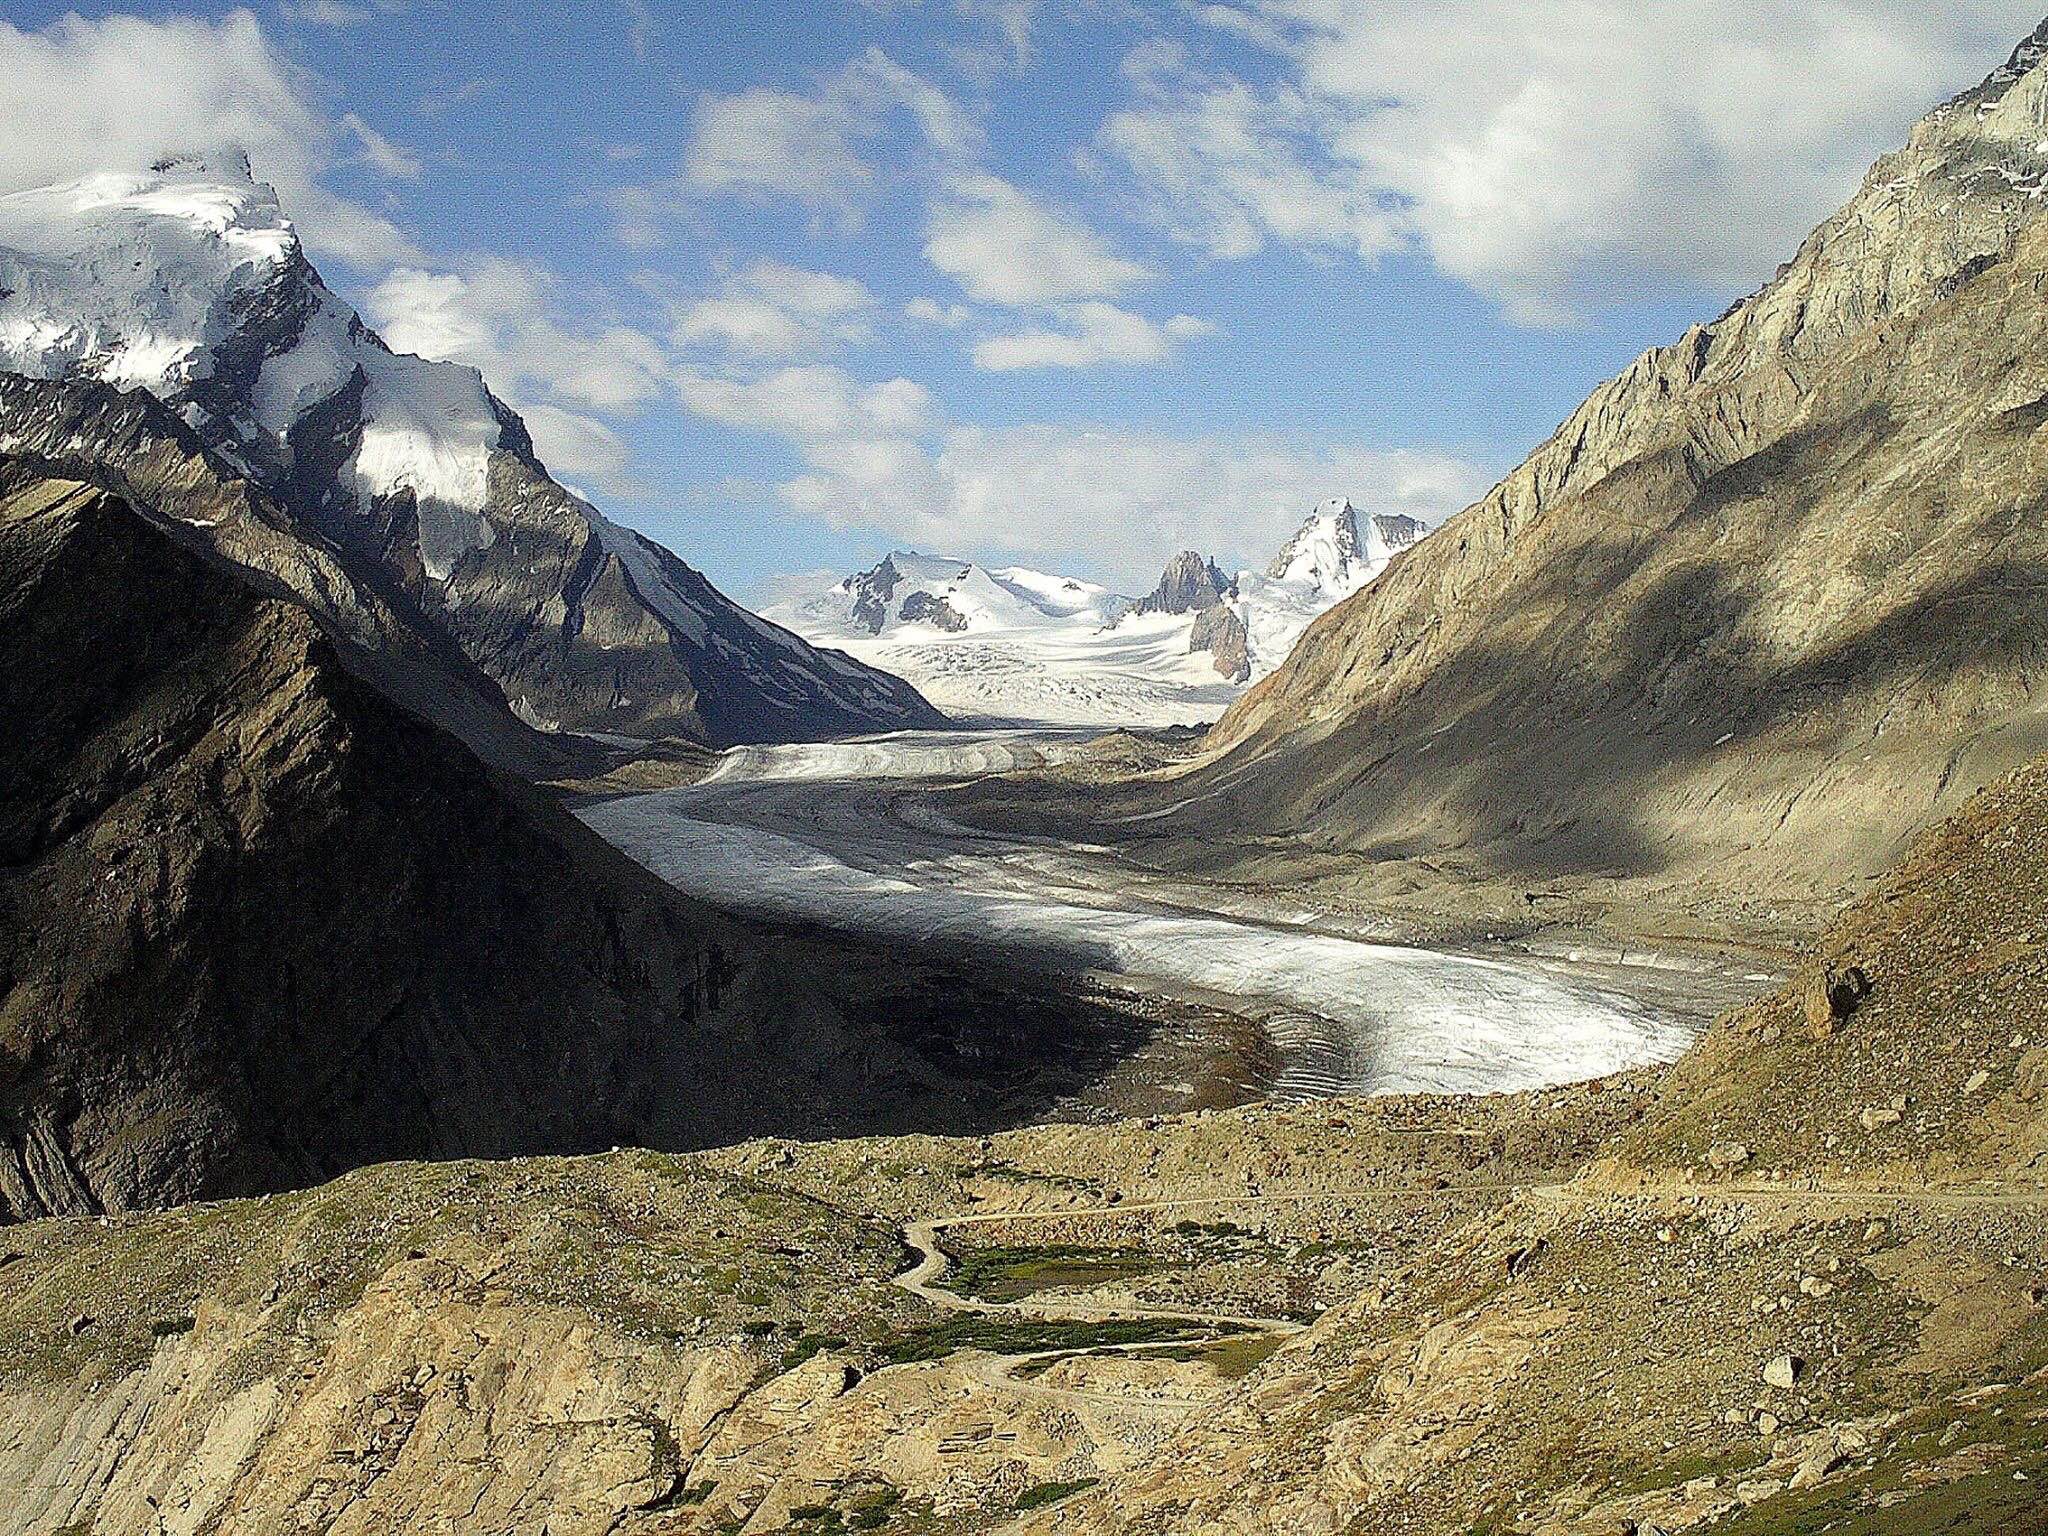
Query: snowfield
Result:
<box><xmin>581</xmin><ymin>732</ymin><xmax>1707</xmax><ymax>1102</ymax></box>
<box><xmin>764</xmin><ymin>551</ymin><xmax>1238</xmax><ymax>727</ymax></box>
<box><xmin>762</xmin><ymin>502</ymin><xmax>1431</xmax><ymax>729</ymax></box>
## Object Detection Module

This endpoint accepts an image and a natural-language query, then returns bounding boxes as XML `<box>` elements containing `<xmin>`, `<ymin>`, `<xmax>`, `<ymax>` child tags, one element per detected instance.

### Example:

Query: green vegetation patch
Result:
<box><xmin>941</xmin><ymin>1242</ymin><xmax>1160</xmax><ymax>1302</ymax></box>
<box><xmin>1013</xmin><ymin>1478</ymin><xmax>1100</xmax><ymax>1511</ymax></box>
<box><xmin>875</xmin><ymin>1315</ymin><xmax>1239</xmax><ymax>1365</ymax></box>
<box><xmin>1148</xmin><ymin>1330</ymin><xmax>1288</xmax><ymax>1380</ymax></box>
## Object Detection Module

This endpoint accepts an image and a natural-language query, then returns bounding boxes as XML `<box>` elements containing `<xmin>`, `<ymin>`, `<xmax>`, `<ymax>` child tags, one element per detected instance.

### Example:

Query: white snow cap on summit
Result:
<box><xmin>0</xmin><ymin>154</ymin><xmax>508</xmax><ymax>576</ymax></box>
<box><xmin>0</xmin><ymin>154</ymin><xmax>296</xmax><ymax>395</ymax></box>
<box><xmin>1264</xmin><ymin>497</ymin><xmax>1425</xmax><ymax>596</ymax></box>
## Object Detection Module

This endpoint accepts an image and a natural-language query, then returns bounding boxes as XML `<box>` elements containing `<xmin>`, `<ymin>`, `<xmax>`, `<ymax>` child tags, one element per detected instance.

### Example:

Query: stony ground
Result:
<box><xmin>5</xmin><ymin>1072</ymin><xmax>2042</xmax><ymax>1535</ymax></box>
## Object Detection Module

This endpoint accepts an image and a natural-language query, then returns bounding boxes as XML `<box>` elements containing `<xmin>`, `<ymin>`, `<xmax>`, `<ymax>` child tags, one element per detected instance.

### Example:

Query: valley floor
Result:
<box><xmin>5</xmin><ymin>1087</ymin><xmax>2042</xmax><ymax>1536</ymax></box>
<box><xmin>579</xmin><ymin>732</ymin><xmax>1762</xmax><ymax>1105</ymax></box>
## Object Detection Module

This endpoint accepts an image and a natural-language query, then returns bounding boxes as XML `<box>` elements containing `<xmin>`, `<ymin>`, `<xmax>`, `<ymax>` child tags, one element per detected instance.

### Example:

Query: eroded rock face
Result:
<box><xmin>1139</xmin><ymin>25</ymin><xmax>2048</xmax><ymax>913</ymax></box>
<box><xmin>0</xmin><ymin>372</ymin><xmax>580</xmax><ymax>778</ymax></box>
<box><xmin>900</xmin><ymin>589</ymin><xmax>970</xmax><ymax>632</ymax></box>
<box><xmin>1138</xmin><ymin>552</ymin><xmax>1232</xmax><ymax>616</ymax></box>
<box><xmin>0</xmin><ymin>474</ymin><xmax>746</xmax><ymax>1217</ymax></box>
<box><xmin>1191</xmin><ymin>604</ymin><xmax>1251</xmax><ymax>683</ymax></box>
<box><xmin>0</xmin><ymin>475</ymin><xmax>1093</xmax><ymax>1219</ymax></box>
<box><xmin>848</xmin><ymin>554</ymin><xmax>902</xmax><ymax>634</ymax></box>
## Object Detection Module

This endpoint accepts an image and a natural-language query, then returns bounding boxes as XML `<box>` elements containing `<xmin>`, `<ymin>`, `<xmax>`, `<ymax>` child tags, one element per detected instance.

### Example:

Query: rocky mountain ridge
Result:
<box><xmin>0</xmin><ymin>155</ymin><xmax>939</xmax><ymax>748</ymax></box>
<box><xmin>1008</xmin><ymin>21</ymin><xmax>2048</xmax><ymax>936</ymax></box>
<box><xmin>0</xmin><ymin>471</ymin><xmax>1175</xmax><ymax>1220</ymax></box>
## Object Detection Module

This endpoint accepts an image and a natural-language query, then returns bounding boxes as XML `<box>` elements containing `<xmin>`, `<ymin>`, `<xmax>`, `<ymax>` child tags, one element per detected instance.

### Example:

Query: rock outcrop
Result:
<box><xmin>1138</xmin><ymin>551</ymin><xmax>1233</xmax><ymax>616</ymax></box>
<box><xmin>1190</xmin><ymin>604</ymin><xmax>1251</xmax><ymax>683</ymax></box>
<box><xmin>899</xmin><ymin>589</ymin><xmax>970</xmax><ymax>632</ymax></box>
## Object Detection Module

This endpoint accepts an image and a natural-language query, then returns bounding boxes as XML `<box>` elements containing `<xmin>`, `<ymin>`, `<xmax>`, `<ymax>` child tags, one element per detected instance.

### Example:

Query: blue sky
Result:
<box><xmin>3</xmin><ymin>2</ymin><xmax>2044</xmax><ymax>601</ymax></box>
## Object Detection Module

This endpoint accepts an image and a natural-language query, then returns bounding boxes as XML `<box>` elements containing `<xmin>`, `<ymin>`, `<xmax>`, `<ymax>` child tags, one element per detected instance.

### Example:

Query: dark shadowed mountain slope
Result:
<box><xmin>0</xmin><ymin>473</ymin><xmax>1141</xmax><ymax>1221</ymax></box>
<box><xmin>0</xmin><ymin>371</ymin><xmax>587</xmax><ymax>778</ymax></box>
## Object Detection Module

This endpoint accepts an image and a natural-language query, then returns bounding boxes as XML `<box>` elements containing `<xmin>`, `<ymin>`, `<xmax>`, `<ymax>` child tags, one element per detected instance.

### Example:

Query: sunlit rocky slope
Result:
<box><xmin>991</xmin><ymin>22</ymin><xmax>2048</xmax><ymax>938</ymax></box>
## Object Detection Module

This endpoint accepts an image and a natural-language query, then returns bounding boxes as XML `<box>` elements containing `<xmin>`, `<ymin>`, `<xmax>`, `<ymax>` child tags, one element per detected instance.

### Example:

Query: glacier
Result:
<box><xmin>583</xmin><ymin>732</ymin><xmax>1714</xmax><ymax>1102</ymax></box>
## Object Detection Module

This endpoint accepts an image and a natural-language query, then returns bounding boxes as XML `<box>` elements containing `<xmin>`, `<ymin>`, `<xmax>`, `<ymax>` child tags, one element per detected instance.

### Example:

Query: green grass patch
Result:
<box><xmin>875</xmin><ymin>1315</ymin><xmax>1239</xmax><ymax>1365</ymax></box>
<box><xmin>942</xmin><ymin>1243</ymin><xmax>1159</xmax><ymax>1303</ymax></box>
<box><xmin>1149</xmin><ymin>1330</ymin><xmax>1288</xmax><ymax>1379</ymax></box>
<box><xmin>1013</xmin><ymin>1478</ymin><xmax>1100</xmax><ymax>1511</ymax></box>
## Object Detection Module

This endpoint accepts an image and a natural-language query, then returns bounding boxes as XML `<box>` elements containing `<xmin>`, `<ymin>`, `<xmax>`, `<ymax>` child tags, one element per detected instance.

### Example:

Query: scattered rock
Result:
<box><xmin>1799</xmin><ymin>1276</ymin><xmax>1836</xmax><ymax>1299</ymax></box>
<box><xmin>1962</xmin><ymin>1069</ymin><xmax>1990</xmax><ymax>1096</ymax></box>
<box><xmin>1706</xmin><ymin>1141</ymin><xmax>1751</xmax><ymax>1172</ymax></box>
<box><xmin>1764</xmin><ymin>1354</ymin><xmax>1804</xmax><ymax>1390</ymax></box>
<box><xmin>1859</xmin><ymin>1106</ymin><xmax>1903</xmax><ymax>1131</ymax></box>
<box><xmin>2015</xmin><ymin>1047</ymin><xmax>2048</xmax><ymax>1104</ymax></box>
<box><xmin>67</xmin><ymin>1314</ymin><xmax>93</xmax><ymax>1335</ymax></box>
<box><xmin>1803</xmin><ymin>964</ymin><xmax>1872</xmax><ymax>1038</ymax></box>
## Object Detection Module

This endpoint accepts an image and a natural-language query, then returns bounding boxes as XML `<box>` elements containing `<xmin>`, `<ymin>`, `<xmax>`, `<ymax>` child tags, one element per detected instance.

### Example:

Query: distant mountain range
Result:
<box><xmin>763</xmin><ymin>500</ymin><xmax>1428</xmax><ymax>726</ymax></box>
<box><xmin>0</xmin><ymin>153</ymin><xmax>940</xmax><ymax>757</ymax></box>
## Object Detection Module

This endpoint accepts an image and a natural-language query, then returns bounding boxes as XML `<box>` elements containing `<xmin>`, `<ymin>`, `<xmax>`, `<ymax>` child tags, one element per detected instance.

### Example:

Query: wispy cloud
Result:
<box><xmin>682</xmin><ymin>47</ymin><xmax>976</xmax><ymax>209</ymax></box>
<box><xmin>972</xmin><ymin>303</ymin><xmax>1214</xmax><ymax>371</ymax></box>
<box><xmin>0</xmin><ymin>11</ymin><xmax>415</xmax><ymax>268</ymax></box>
<box><xmin>674</xmin><ymin>358</ymin><xmax>1482</xmax><ymax>582</ymax></box>
<box><xmin>670</xmin><ymin>260</ymin><xmax>881</xmax><ymax>360</ymax></box>
<box><xmin>1106</xmin><ymin>2</ymin><xmax>2048</xmax><ymax>323</ymax></box>
<box><xmin>341</xmin><ymin>111</ymin><xmax>422</xmax><ymax>179</ymax></box>
<box><xmin>925</xmin><ymin>173</ymin><xmax>1151</xmax><ymax>304</ymax></box>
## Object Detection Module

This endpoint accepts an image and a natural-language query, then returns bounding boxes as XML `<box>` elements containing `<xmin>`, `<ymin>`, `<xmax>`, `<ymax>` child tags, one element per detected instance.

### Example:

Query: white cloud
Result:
<box><xmin>340</xmin><ymin>112</ymin><xmax>422</xmax><ymax>179</ymax></box>
<box><xmin>684</xmin><ymin>47</ymin><xmax>975</xmax><ymax>207</ymax></box>
<box><xmin>366</xmin><ymin>261</ymin><xmax>672</xmax><ymax>414</ymax></box>
<box><xmin>605</xmin><ymin>186</ymin><xmax>666</xmax><ymax>252</ymax></box>
<box><xmin>0</xmin><ymin>11</ymin><xmax>414</xmax><ymax>269</ymax></box>
<box><xmin>1108</xmin><ymin>2</ymin><xmax>2048</xmax><ymax>321</ymax></box>
<box><xmin>519</xmin><ymin>404</ymin><xmax>640</xmax><ymax>497</ymax></box>
<box><xmin>671</xmin><ymin>261</ymin><xmax>878</xmax><ymax>359</ymax></box>
<box><xmin>926</xmin><ymin>173</ymin><xmax>1153</xmax><ymax>304</ymax></box>
<box><xmin>680</xmin><ymin>364</ymin><xmax>934</xmax><ymax>442</ymax></box>
<box><xmin>973</xmin><ymin>302</ymin><xmax>1215</xmax><ymax>370</ymax></box>
<box><xmin>676</xmin><ymin>360</ymin><xmax>1481</xmax><ymax>581</ymax></box>
<box><xmin>905</xmin><ymin>296</ymin><xmax>972</xmax><ymax>327</ymax></box>
<box><xmin>1096</xmin><ymin>71</ymin><xmax>1397</xmax><ymax>263</ymax></box>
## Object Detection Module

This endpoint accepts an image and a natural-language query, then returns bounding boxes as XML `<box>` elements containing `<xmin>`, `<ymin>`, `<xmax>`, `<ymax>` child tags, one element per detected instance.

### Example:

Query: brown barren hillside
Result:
<box><xmin>967</xmin><ymin>23</ymin><xmax>2048</xmax><ymax>944</ymax></box>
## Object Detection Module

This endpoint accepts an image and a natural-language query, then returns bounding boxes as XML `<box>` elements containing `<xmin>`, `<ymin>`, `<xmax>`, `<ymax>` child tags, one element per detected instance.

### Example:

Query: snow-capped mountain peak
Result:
<box><xmin>0</xmin><ymin>157</ymin><xmax>301</xmax><ymax>399</ymax></box>
<box><xmin>0</xmin><ymin>155</ymin><xmax>939</xmax><ymax>746</ymax></box>
<box><xmin>786</xmin><ymin>550</ymin><xmax>1131</xmax><ymax>642</ymax></box>
<box><xmin>1264</xmin><ymin>498</ymin><xmax>1425</xmax><ymax>595</ymax></box>
<box><xmin>764</xmin><ymin>504</ymin><xmax>1434</xmax><ymax>726</ymax></box>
